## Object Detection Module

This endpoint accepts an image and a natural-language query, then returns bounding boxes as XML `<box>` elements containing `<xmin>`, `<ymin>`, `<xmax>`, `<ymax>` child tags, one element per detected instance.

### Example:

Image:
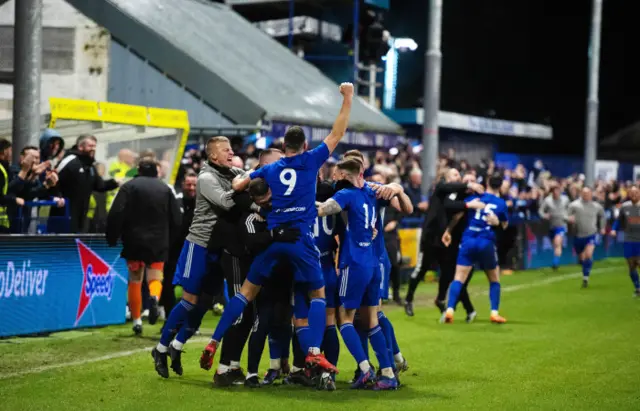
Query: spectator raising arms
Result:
<box><xmin>49</xmin><ymin>135</ymin><xmax>119</xmax><ymax>233</ymax></box>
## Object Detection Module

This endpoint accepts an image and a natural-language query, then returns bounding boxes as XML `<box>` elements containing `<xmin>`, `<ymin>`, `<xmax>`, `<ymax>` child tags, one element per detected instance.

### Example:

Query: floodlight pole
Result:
<box><xmin>421</xmin><ymin>0</ymin><xmax>442</xmax><ymax>195</ymax></box>
<box><xmin>584</xmin><ymin>0</ymin><xmax>603</xmax><ymax>186</ymax></box>
<box><xmin>12</xmin><ymin>0</ymin><xmax>43</xmax><ymax>164</ymax></box>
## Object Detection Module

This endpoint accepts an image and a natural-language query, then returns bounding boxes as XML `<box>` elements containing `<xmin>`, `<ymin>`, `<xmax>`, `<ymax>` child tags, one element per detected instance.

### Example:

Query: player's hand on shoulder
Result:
<box><xmin>466</xmin><ymin>199</ymin><xmax>486</xmax><ymax>210</ymax></box>
<box><xmin>609</xmin><ymin>230</ymin><xmax>617</xmax><ymax>237</ymax></box>
<box><xmin>600</xmin><ymin>229</ymin><xmax>606</xmax><ymax>236</ymax></box>
<box><xmin>468</xmin><ymin>182</ymin><xmax>485</xmax><ymax>194</ymax></box>
<box><xmin>339</xmin><ymin>82</ymin><xmax>354</xmax><ymax>98</ymax></box>
<box><xmin>486</xmin><ymin>213</ymin><xmax>500</xmax><ymax>227</ymax></box>
<box><xmin>373</xmin><ymin>184</ymin><xmax>396</xmax><ymax>201</ymax></box>
<box><xmin>372</xmin><ymin>226</ymin><xmax>378</xmax><ymax>240</ymax></box>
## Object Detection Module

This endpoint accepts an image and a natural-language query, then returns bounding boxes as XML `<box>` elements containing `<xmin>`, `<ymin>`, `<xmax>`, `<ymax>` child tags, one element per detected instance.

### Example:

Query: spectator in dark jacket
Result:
<box><xmin>49</xmin><ymin>135</ymin><xmax>119</xmax><ymax>233</ymax></box>
<box><xmin>106</xmin><ymin>159</ymin><xmax>181</xmax><ymax>335</ymax></box>
<box><xmin>9</xmin><ymin>146</ymin><xmax>64</xmax><ymax>233</ymax></box>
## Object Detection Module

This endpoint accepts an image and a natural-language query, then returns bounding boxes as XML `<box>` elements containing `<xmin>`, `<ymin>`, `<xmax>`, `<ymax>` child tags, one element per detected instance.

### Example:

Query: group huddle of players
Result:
<box><xmin>146</xmin><ymin>82</ymin><xmax>521</xmax><ymax>391</ymax></box>
<box><xmin>147</xmin><ymin>80</ymin><xmax>640</xmax><ymax>391</ymax></box>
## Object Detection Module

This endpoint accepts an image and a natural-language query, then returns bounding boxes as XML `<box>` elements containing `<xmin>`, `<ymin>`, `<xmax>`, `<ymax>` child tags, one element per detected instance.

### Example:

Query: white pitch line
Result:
<box><xmin>0</xmin><ymin>337</ymin><xmax>210</xmax><ymax>380</ymax></box>
<box><xmin>0</xmin><ymin>266</ymin><xmax>623</xmax><ymax>380</ymax></box>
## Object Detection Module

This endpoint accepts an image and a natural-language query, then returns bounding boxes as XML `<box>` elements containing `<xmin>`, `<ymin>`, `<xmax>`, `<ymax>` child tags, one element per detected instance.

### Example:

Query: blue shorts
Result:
<box><xmin>322</xmin><ymin>263</ymin><xmax>339</xmax><ymax>309</ymax></box>
<box><xmin>457</xmin><ymin>237</ymin><xmax>498</xmax><ymax>270</ymax></box>
<box><xmin>624</xmin><ymin>242</ymin><xmax>640</xmax><ymax>259</ymax></box>
<box><xmin>378</xmin><ymin>253</ymin><xmax>391</xmax><ymax>301</ymax></box>
<box><xmin>338</xmin><ymin>262</ymin><xmax>380</xmax><ymax>310</ymax></box>
<box><xmin>247</xmin><ymin>231</ymin><xmax>324</xmax><ymax>291</ymax></box>
<box><xmin>573</xmin><ymin>235</ymin><xmax>596</xmax><ymax>255</ymax></box>
<box><xmin>172</xmin><ymin>240</ymin><xmax>220</xmax><ymax>295</ymax></box>
<box><xmin>548</xmin><ymin>226</ymin><xmax>567</xmax><ymax>241</ymax></box>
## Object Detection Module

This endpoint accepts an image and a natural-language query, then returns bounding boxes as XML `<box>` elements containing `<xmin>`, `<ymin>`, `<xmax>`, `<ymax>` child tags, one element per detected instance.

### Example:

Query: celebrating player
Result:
<box><xmin>539</xmin><ymin>183</ymin><xmax>570</xmax><ymax>270</ymax></box>
<box><xmin>568</xmin><ymin>187</ymin><xmax>606</xmax><ymax>288</ymax></box>
<box><xmin>610</xmin><ymin>185</ymin><xmax>640</xmax><ymax>296</ymax></box>
<box><xmin>442</xmin><ymin>173</ymin><xmax>509</xmax><ymax>324</ymax></box>
<box><xmin>201</xmin><ymin>82</ymin><xmax>355</xmax><ymax>375</ymax></box>
<box><xmin>317</xmin><ymin>159</ymin><xmax>398</xmax><ymax>390</ymax></box>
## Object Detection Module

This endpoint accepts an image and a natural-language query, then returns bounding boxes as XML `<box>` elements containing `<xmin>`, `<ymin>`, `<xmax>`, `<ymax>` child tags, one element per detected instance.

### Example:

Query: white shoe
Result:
<box><xmin>439</xmin><ymin>312</ymin><xmax>447</xmax><ymax>324</ymax></box>
<box><xmin>125</xmin><ymin>305</ymin><xmax>131</xmax><ymax>321</ymax></box>
<box><xmin>142</xmin><ymin>309</ymin><xmax>150</xmax><ymax>319</ymax></box>
<box><xmin>466</xmin><ymin>311</ymin><xmax>477</xmax><ymax>323</ymax></box>
<box><xmin>158</xmin><ymin>306</ymin><xmax>166</xmax><ymax>321</ymax></box>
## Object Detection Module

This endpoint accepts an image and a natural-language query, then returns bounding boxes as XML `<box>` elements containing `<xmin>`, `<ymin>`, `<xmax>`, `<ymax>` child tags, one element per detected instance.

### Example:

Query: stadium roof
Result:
<box><xmin>600</xmin><ymin>121</ymin><xmax>640</xmax><ymax>162</ymax></box>
<box><xmin>66</xmin><ymin>0</ymin><xmax>402</xmax><ymax>134</ymax></box>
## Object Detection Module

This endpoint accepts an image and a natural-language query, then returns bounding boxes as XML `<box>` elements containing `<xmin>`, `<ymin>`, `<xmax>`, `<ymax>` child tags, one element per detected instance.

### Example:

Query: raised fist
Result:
<box><xmin>339</xmin><ymin>82</ymin><xmax>354</xmax><ymax>97</ymax></box>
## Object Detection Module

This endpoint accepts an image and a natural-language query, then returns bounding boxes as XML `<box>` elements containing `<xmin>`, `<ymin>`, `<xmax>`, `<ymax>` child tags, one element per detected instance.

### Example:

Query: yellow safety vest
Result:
<box><xmin>0</xmin><ymin>162</ymin><xmax>9</xmax><ymax>228</ymax></box>
<box><xmin>87</xmin><ymin>194</ymin><xmax>96</xmax><ymax>219</ymax></box>
<box><xmin>106</xmin><ymin>161</ymin><xmax>131</xmax><ymax>212</ymax></box>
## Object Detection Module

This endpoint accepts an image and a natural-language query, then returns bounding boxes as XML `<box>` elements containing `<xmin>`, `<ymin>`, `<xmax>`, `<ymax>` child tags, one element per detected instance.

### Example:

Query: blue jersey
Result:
<box><xmin>333</xmin><ymin>185</ymin><xmax>378</xmax><ymax>268</ymax></box>
<box><xmin>251</xmin><ymin>143</ymin><xmax>330</xmax><ymax>232</ymax></box>
<box><xmin>314</xmin><ymin>214</ymin><xmax>339</xmax><ymax>266</ymax></box>
<box><xmin>374</xmin><ymin>199</ymin><xmax>391</xmax><ymax>259</ymax></box>
<box><xmin>462</xmin><ymin>193</ymin><xmax>508</xmax><ymax>243</ymax></box>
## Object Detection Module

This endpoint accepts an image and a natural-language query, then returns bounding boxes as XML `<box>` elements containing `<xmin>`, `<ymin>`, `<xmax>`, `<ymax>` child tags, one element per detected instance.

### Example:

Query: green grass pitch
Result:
<box><xmin>1</xmin><ymin>258</ymin><xmax>639</xmax><ymax>411</ymax></box>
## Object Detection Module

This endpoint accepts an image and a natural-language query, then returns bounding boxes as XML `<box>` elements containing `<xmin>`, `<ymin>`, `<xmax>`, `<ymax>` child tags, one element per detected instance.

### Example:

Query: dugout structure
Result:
<box><xmin>48</xmin><ymin>97</ymin><xmax>190</xmax><ymax>185</ymax></box>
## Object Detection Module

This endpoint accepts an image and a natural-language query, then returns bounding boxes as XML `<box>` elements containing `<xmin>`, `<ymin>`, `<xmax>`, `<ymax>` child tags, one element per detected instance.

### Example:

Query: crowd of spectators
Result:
<box><xmin>0</xmin><ymin>131</ymin><xmax>635</xmax><ymax>235</ymax></box>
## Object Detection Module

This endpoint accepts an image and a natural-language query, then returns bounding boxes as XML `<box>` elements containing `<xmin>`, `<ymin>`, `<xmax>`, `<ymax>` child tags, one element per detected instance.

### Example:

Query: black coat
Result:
<box><xmin>50</xmin><ymin>150</ymin><xmax>119</xmax><ymax>233</ymax></box>
<box><xmin>106</xmin><ymin>175</ymin><xmax>181</xmax><ymax>264</ymax></box>
<box><xmin>420</xmin><ymin>182</ymin><xmax>469</xmax><ymax>248</ymax></box>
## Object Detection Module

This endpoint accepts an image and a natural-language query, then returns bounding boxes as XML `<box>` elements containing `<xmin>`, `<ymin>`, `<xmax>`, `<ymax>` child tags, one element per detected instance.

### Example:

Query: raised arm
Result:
<box><xmin>323</xmin><ymin>83</ymin><xmax>354</xmax><ymax>154</ymax></box>
<box><xmin>232</xmin><ymin>173</ymin><xmax>251</xmax><ymax>192</ymax></box>
<box><xmin>317</xmin><ymin>199</ymin><xmax>343</xmax><ymax>217</ymax></box>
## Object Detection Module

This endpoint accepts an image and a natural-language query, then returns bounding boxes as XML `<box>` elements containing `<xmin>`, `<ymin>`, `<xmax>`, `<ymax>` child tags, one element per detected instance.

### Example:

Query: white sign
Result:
<box><xmin>633</xmin><ymin>166</ymin><xmax>640</xmax><ymax>182</ymax></box>
<box><xmin>594</xmin><ymin>160</ymin><xmax>619</xmax><ymax>182</ymax></box>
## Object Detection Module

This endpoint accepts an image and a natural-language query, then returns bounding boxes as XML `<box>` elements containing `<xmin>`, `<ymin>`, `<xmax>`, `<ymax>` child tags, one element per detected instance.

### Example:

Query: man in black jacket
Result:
<box><xmin>404</xmin><ymin>168</ymin><xmax>484</xmax><ymax>317</ymax></box>
<box><xmin>106</xmin><ymin>159</ymin><xmax>182</xmax><ymax>335</ymax></box>
<box><xmin>51</xmin><ymin>135</ymin><xmax>119</xmax><ymax>233</ymax></box>
<box><xmin>161</xmin><ymin>170</ymin><xmax>198</xmax><ymax>316</ymax></box>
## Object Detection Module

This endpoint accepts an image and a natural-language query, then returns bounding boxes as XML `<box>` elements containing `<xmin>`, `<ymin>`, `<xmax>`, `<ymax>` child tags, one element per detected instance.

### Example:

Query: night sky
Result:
<box><xmin>386</xmin><ymin>0</ymin><xmax>638</xmax><ymax>153</ymax></box>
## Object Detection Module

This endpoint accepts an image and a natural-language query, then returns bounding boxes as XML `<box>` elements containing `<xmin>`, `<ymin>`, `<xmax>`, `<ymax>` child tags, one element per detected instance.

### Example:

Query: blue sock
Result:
<box><xmin>212</xmin><ymin>294</ymin><xmax>248</xmax><ymax>342</ymax></box>
<box><xmin>160</xmin><ymin>299</ymin><xmax>193</xmax><ymax>346</ymax></box>
<box><xmin>489</xmin><ymin>282</ymin><xmax>501</xmax><ymax>312</ymax></box>
<box><xmin>369</xmin><ymin>325</ymin><xmax>392</xmax><ymax>370</ymax></box>
<box><xmin>447</xmin><ymin>280</ymin><xmax>463</xmax><ymax>310</ymax></box>
<box><xmin>339</xmin><ymin>323</ymin><xmax>368</xmax><ymax>365</ymax></box>
<box><xmin>295</xmin><ymin>326</ymin><xmax>312</xmax><ymax>354</ymax></box>
<box><xmin>552</xmin><ymin>255</ymin><xmax>560</xmax><ymax>267</ymax></box>
<box><xmin>377</xmin><ymin>312</ymin><xmax>396</xmax><ymax>368</ymax></box>
<box><xmin>582</xmin><ymin>259</ymin><xmax>593</xmax><ymax>278</ymax></box>
<box><xmin>322</xmin><ymin>325</ymin><xmax>340</xmax><ymax>367</ymax></box>
<box><xmin>308</xmin><ymin>298</ymin><xmax>326</xmax><ymax>351</ymax></box>
<box><xmin>175</xmin><ymin>303</ymin><xmax>207</xmax><ymax>344</ymax></box>
<box><xmin>630</xmin><ymin>269</ymin><xmax>640</xmax><ymax>290</ymax></box>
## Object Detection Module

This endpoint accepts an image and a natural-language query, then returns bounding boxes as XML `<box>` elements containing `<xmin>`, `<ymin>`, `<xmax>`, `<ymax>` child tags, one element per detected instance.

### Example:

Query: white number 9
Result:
<box><xmin>280</xmin><ymin>168</ymin><xmax>297</xmax><ymax>196</ymax></box>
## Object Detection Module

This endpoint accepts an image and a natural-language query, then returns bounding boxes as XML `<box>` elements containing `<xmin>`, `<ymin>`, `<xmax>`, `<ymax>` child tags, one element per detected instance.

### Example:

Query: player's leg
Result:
<box><xmin>153</xmin><ymin>241</ymin><xmax>209</xmax><ymax>378</ymax></box>
<box><xmin>216</xmin><ymin>254</ymin><xmax>253</xmax><ymax>386</ymax></box>
<box><xmin>481</xmin><ymin>241</ymin><xmax>506</xmax><ymax>323</ymax></box>
<box><xmin>338</xmin><ymin>265</ymin><xmax>373</xmax><ymax>388</ymax></box>
<box><xmin>580</xmin><ymin>239</ymin><xmax>595</xmax><ymax>288</ymax></box>
<box><xmin>362</xmin><ymin>270</ymin><xmax>398</xmax><ymax>391</ymax></box>
<box><xmin>204</xmin><ymin>246</ymin><xmax>273</xmax><ymax>368</ymax></box>
<box><xmin>145</xmin><ymin>262</ymin><xmax>164</xmax><ymax>325</ymax></box>
<box><xmin>552</xmin><ymin>231</ymin><xmax>564</xmax><ymax>270</ymax></box>
<box><xmin>265</xmin><ymin>300</ymin><xmax>294</xmax><ymax>385</ymax></box>
<box><xmin>624</xmin><ymin>242</ymin><xmax>640</xmax><ymax>296</ymax></box>
<box><xmin>444</xmin><ymin>241</ymin><xmax>474</xmax><ymax>323</ymax></box>
<box><xmin>385</xmin><ymin>237</ymin><xmax>402</xmax><ymax>304</ymax></box>
<box><xmin>435</xmin><ymin>245</ymin><xmax>452</xmax><ymax>312</ymax></box>
<box><xmin>405</xmin><ymin>250</ymin><xmax>431</xmax><ymax>316</ymax></box>
<box><xmin>127</xmin><ymin>261</ymin><xmax>144</xmax><ymax>335</ymax></box>
<box><xmin>321</xmin><ymin>265</ymin><xmax>340</xmax><ymax>371</ymax></box>
<box><xmin>245</xmin><ymin>291</ymin><xmax>271</xmax><ymax>388</ymax></box>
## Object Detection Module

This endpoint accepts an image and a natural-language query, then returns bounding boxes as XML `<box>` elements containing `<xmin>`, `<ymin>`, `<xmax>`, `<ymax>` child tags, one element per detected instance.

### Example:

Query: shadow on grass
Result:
<box><xmin>162</xmin><ymin>377</ymin><xmax>450</xmax><ymax>403</ymax></box>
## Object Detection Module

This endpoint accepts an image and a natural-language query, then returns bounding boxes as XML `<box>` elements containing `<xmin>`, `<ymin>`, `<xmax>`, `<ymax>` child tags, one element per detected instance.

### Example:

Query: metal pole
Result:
<box><xmin>352</xmin><ymin>0</ymin><xmax>360</xmax><ymax>85</ymax></box>
<box><xmin>288</xmin><ymin>0</ymin><xmax>294</xmax><ymax>49</ymax></box>
<box><xmin>584</xmin><ymin>0</ymin><xmax>603</xmax><ymax>186</ymax></box>
<box><xmin>12</xmin><ymin>0</ymin><xmax>43</xmax><ymax>165</ymax></box>
<box><xmin>368</xmin><ymin>63</ymin><xmax>376</xmax><ymax>106</ymax></box>
<box><xmin>421</xmin><ymin>0</ymin><xmax>442</xmax><ymax>195</ymax></box>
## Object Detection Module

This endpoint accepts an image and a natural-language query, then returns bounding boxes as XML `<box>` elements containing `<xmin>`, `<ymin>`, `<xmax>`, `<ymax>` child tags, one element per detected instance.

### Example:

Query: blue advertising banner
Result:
<box><xmin>520</xmin><ymin>220</ymin><xmax>624</xmax><ymax>270</ymax></box>
<box><xmin>0</xmin><ymin>235</ymin><xmax>127</xmax><ymax>337</ymax></box>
